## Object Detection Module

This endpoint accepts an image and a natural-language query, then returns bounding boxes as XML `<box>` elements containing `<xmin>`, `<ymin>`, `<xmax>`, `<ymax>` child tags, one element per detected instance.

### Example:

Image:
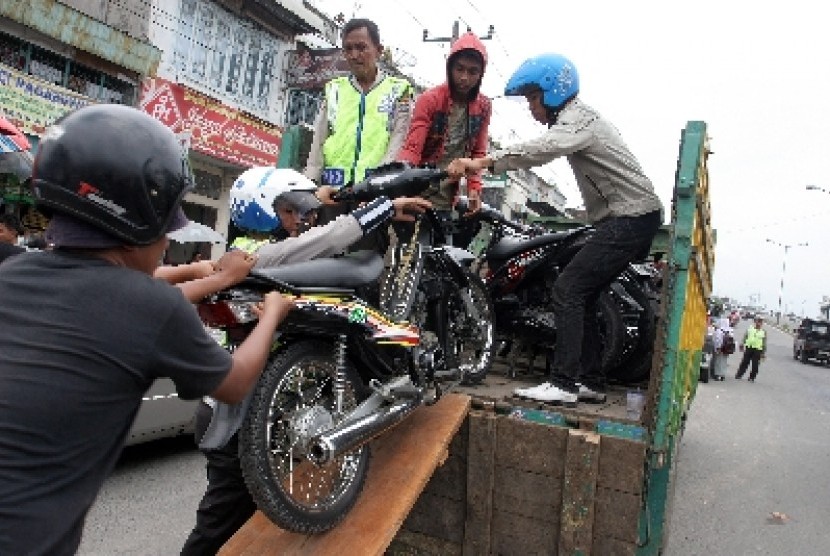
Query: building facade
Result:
<box><xmin>0</xmin><ymin>0</ymin><xmax>160</xmax><ymax>235</ymax></box>
<box><xmin>0</xmin><ymin>0</ymin><xmax>336</xmax><ymax>259</ymax></box>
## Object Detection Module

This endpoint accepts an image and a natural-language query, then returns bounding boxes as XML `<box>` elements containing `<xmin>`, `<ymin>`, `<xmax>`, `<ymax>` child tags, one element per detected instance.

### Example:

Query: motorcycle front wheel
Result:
<box><xmin>450</xmin><ymin>270</ymin><xmax>495</xmax><ymax>385</ymax></box>
<box><xmin>239</xmin><ymin>339</ymin><xmax>369</xmax><ymax>534</ymax></box>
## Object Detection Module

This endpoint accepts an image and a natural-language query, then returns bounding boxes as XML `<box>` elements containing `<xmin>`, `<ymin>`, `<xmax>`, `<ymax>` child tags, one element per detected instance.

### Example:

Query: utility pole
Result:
<box><xmin>423</xmin><ymin>21</ymin><xmax>494</xmax><ymax>46</ymax></box>
<box><xmin>766</xmin><ymin>239</ymin><xmax>809</xmax><ymax>324</ymax></box>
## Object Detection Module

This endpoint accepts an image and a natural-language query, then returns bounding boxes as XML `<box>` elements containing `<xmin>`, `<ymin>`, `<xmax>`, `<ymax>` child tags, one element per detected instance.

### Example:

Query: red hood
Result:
<box><xmin>447</xmin><ymin>32</ymin><xmax>488</xmax><ymax>100</ymax></box>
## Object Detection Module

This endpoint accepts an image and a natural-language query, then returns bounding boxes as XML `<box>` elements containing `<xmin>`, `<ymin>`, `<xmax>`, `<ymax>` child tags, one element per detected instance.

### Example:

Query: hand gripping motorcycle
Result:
<box><xmin>198</xmin><ymin>164</ymin><xmax>494</xmax><ymax>533</ymax></box>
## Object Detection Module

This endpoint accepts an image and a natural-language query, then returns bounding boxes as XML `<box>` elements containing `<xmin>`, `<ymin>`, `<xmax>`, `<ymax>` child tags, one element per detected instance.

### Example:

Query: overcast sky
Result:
<box><xmin>310</xmin><ymin>0</ymin><xmax>830</xmax><ymax>317</ymax></box>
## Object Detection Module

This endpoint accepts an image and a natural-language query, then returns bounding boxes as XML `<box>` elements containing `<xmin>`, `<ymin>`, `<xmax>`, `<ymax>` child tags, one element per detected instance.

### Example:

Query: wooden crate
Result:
<box><xmin>388</xmin><ymin>408</ymin><xmax>646</xmax><ymax>556</ymax></box>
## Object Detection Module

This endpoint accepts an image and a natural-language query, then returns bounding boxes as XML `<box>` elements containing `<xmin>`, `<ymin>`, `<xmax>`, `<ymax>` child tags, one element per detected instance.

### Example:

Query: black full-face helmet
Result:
<box><xmin>31</xmin><ymin>104</ymin><xmax>194</xmax><ymax>245</ymax></box>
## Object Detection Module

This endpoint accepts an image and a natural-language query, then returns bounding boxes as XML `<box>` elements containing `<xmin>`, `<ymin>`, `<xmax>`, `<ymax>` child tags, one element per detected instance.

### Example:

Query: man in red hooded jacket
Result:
<box><xmin>397</xmin><ymin>32</ymin><xmax>491</xmax><ymax>215</ymax></box>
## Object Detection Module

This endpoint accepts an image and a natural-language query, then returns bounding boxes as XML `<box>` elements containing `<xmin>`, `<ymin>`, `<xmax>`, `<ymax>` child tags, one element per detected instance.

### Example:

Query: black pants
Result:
<box><xmin>181</xmin><ymin>403</ymin><xmax>255</xmax><ymax>556</ymax></box>
<box><xmin>735</xmin><ymin>347</ymin><xmax>763</xmax><ymax>380</ymax></box>
<box><xmin>549</xmin><ymin>211</ymin><xmax>661</xmax><ymax>393</ymax></box>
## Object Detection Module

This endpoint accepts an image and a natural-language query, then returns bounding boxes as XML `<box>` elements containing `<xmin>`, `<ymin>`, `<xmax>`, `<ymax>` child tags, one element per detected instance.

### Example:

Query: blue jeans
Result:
<box><xmin>549</xmin><ymin>211</ymin><xmax>661</xmax><ymax>393</ymax></box>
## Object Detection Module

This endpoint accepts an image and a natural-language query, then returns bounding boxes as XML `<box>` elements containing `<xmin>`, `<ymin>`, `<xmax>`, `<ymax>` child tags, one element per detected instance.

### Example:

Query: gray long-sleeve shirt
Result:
<box><xmin>252</xmin><ymin>196</ymin><xmax>395</xmax><ymax>268</ymax></box>
<box><xmin>491</xmin><ymin>98</ymin><xmax>663</xmax><ymax>223</ymax></box>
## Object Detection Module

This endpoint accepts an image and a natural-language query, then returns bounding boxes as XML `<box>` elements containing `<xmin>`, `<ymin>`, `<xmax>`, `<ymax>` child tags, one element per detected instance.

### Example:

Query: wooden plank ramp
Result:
<box><xmin>219</xmin><ymin>393</ymin><xmax>472</xmax><ymax>556</ymax></box>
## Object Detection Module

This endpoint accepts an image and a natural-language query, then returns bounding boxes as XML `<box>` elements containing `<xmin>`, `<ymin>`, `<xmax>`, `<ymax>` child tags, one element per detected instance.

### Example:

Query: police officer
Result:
<box><xmin>735</xmin><ymin>316</ymin><xmax>767</xmax><ymax>382</ymax></box>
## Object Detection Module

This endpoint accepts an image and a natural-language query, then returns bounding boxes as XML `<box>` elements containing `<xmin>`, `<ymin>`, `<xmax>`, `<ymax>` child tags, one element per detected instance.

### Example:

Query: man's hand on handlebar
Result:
<box><xmin>391</xmin><ymin>197</ymin><xmax>432</xmax><ymax>222</ymax></box>
<box><xmin>315</xmin><ymin>185</ymin><xmax>340</xmax><ymax>205</ymax></box>
<box><xmin>447</xmin><ymin>157</ymin><xmax>490</xmax><ymax>180</ymax></box>
<box><xmin>466</xmin><ymin>189</ymin><xmax>482</xmax><ymax>216</ymax></box>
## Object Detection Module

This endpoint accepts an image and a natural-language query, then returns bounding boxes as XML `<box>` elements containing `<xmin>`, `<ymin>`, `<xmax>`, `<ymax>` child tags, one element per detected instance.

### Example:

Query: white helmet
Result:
<box><xmin>229</xmin><ymin>167</ymin><xmax>320</xmax><ymax>232</ymax></box>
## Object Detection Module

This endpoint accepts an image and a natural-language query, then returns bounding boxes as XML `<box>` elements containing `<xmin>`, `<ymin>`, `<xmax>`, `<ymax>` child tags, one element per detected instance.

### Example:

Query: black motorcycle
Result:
<box><xmin>464</xmin><ymin>203</ymin><xmax>657</xmax><ymax>384</ymax></box>
<box><xmin>197</xmin><ymin>164</ymin><xmax>493</xmax><ymax>533</ymax></box>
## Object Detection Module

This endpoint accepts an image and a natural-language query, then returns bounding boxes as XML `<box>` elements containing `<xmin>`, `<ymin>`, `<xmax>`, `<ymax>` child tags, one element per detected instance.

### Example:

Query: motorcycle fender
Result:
<box><xmin>609</xmin><ymin>281</ymin><xmax>643</xmax><ymax>312</ymax></box>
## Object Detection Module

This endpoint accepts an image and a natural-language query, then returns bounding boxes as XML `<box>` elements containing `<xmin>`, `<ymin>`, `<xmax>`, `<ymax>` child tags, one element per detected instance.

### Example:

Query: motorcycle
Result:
<box><xmin>463</xmin><ymin>203</ymin><xmax>657</xmax><ymax>384</ymax></box>
<box><xmin>197</xmin><ymin>164</ymin><xmax>494</xmax><ymax>533</ymax></box>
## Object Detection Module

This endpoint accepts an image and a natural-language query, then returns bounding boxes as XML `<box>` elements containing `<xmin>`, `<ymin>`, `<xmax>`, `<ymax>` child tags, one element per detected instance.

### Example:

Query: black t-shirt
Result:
<box><xmin>0</xmin><ymin>251</ymin><xmax>233</xmax><ymax>555</ymax></box>
<box><xmin>0</xmin><ymin>242</ymin><xmax>24</xmax><ymax>265</ymax></box>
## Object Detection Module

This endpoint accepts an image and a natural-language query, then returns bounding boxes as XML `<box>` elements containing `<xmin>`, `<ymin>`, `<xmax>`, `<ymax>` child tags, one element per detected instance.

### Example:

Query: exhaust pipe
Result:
<box><xmin>307</xmin><ymin>397</ymin><xmax>421</xmax><ymax>465</ymax></box>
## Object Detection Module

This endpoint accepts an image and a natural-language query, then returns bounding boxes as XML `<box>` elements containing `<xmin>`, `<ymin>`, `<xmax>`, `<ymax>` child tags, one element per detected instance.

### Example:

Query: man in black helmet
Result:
<box><xmin>0</xmin><ymin>105</ymin><xmax>294</xmax><ymax>556</ymax></box>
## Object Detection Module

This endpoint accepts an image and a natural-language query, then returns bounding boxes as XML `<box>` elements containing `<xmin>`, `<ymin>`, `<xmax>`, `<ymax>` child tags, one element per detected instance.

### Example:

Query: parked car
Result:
<box><xmin>125</xmin><ymin>379</ymin><xmax>197</xmax><ymax>446</ymax></box>
<box><xmin>793</xmin><ymin>318</ymin><xmax>830</xmax><ymax>365</ymax></box>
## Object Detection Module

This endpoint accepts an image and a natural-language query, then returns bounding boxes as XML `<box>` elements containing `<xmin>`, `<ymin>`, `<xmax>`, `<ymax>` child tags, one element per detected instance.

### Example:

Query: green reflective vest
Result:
<box><xmin>745</xmin><ymin>327</ymin><xmax>765</xmax><ymax>350</ymax></box>
<box><xmin>322</xmin><ymin>75</ymin><xmax>412</xmax><ymax>186</ymax></box>
<box><xmin>231</xmin><ymin>236</ymin><xmax>269</xmax><ymax>254</ymax></box>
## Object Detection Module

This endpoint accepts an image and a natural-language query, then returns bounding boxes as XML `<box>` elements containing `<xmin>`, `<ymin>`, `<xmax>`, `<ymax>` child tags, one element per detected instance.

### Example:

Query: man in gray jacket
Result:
<box><xmin>448</xmin><ymin>53</ymin><xmax>663</xmax><ymax>406</ymax></box>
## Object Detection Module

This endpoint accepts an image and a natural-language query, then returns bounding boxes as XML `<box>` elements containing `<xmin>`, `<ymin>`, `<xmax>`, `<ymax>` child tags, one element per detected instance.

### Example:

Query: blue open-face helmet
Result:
<box><xmin>504</xmin><ymin>53</ymin><xmax>579</xmax><ymax>111</ymax></box>
<box><xmin>229</xmin><ymin>167</ymin><xmax>319</xmax><ymax>232</ymax></box>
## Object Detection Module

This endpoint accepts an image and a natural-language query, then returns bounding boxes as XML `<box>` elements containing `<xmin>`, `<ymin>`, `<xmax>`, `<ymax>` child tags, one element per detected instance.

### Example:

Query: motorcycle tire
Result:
<box><xmin>606</xmin><ymin>277</ymin><xmax>658</xmax><ymax>384</ymax></box>
<box><xmin>239</xmin><ymin>340</ymin><xmax>370</xmax><ymax>534</ymax></box>
<box><xmin>597</xmin><ymin>290</ymin><xmax>626</xmax><ymax>375</ymax></box>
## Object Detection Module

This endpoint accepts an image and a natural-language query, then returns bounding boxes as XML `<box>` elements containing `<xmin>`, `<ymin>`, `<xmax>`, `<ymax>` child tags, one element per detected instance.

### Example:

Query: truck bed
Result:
<box><xmin>454</xmin><ymin>354</ymin><xmax>647</xmax><ymax>425</ymax></box>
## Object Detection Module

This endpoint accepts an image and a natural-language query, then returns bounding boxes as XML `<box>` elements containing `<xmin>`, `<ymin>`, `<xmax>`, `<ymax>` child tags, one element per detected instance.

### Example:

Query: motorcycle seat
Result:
<box><xmin>252</xmin><ymin>250</ymin><xmax>384</xmax><ymax>288</ymax></box>
<box><xmin>487</xmin><ymin>228</ymin><xmax>588</xmax><ymax>261</ymax></box>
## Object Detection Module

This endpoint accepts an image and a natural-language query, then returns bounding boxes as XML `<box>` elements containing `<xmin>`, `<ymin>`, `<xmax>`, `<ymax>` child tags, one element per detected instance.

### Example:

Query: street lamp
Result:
<box><xmin>766</xmin><ymin>238</ymin><xmax>808</xmax><ymax>324</ymax></box>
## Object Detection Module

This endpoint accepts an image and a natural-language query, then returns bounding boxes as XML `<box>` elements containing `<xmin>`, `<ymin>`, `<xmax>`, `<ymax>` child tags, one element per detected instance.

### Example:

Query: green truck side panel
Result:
<box><xmin>0</xmin><ymin>0</ymin><xmax>161</xmax><ymax>75</ymax></box>
<box><xmin>637</xmin><ymin>121</ymin><xmax>714</xmax><ymax>555</ymax></box>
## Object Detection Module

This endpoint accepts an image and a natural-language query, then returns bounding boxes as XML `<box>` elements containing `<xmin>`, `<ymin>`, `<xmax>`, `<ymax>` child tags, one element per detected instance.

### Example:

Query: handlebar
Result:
<box><xmin>331</xmin><ymin>163</ymin><xmax>448</xmax><ymax>203</ymax></box>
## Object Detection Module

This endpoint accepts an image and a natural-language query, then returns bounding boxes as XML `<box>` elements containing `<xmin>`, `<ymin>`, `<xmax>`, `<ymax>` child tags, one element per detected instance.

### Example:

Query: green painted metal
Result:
<box><xmin>275</xmin><ymin>126</ymin><xmax>301</xmax><ymax>169</ymax></box>
<box><xmin>595</xmin><ymin>420</ymin><xmax>647</xmax><ymax>442</ymax></box>
<box><xmin>653</xmin><ymin>121</ymin><xmax>707</xmax><ymax>452</ymax></box>
<box><xmin>507</xmin><ymin>407</ymin><xmax>569</xmax><ymax>427</ymax></box>
<box><xmin>636</xmin><ymin>435</ymin><xmax>675</xmax><ymax>555</ymax></box>
<box><xmin>0</xmin><ymin>0</ymin><xmax>161</xmax><ymax>76</ymax></box>
<box><xmin>635</xmin><ymin>121</ymin><xmax>713</xmax><ymax>555</ymax></box>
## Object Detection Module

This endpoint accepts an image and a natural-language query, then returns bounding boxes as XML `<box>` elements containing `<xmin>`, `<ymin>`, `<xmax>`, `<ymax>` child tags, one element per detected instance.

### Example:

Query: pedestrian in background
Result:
<box><xmin>710</xmin><ymin>317</ymin><xmax>732</xmax><ymax>381</ymax></box>
<box><xmin>735</xmin><ymin>316</ymin><xmax>767</xmax><ymax>382</ymax></box>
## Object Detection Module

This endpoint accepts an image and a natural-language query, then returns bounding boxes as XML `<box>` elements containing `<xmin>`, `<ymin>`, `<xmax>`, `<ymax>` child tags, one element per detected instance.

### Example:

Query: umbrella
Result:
<box><xmin>167</xmin><ymin>221</ymin><xmax>226</xmax><ymax>245</ymax></box>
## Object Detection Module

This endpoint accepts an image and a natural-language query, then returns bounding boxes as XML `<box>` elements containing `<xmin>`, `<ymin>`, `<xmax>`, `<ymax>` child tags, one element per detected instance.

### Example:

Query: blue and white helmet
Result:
<box><xmin>229</xmin><ymin>167</ymin><xmax>319</xmax><ymax>232</ymax></box>
<box><xmin>504</xmin><ymin>53</ymin><xmax>579</xmax><ymax>111</ymax></box>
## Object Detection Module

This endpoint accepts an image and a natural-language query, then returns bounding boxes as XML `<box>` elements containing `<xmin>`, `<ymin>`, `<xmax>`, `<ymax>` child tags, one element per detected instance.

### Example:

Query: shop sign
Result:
<box><xmin>0</xmin><ymin>62</ymin><xmax>93</xmax><ymax>136</ymax></box>
<box><xmin>139</xmin><ymin>78</ymin><xmax>282</xmax><ymax>168</ymax></box>
<box><xmin>285</xmin><ymin>47</ymin><xmax>350</xmax><ymax>90</ymax></box>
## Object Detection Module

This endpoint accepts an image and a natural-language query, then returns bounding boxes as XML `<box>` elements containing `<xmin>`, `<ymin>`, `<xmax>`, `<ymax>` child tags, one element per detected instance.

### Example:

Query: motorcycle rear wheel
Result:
<box><xmin>239</xmin><ymin>340</ymin><xmax>369</xmax><ymax>533</ymax></box>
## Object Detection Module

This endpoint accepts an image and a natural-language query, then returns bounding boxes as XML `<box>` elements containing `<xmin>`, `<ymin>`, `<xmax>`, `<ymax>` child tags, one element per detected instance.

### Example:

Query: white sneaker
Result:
<box><xmin>526</xmin><ymin>384</ymin><xmax>578</xmax><ymax>406</ymax></box>
<box><xmin>513</xmin><ymin>382</ymin><xmax>553</xmax><ymax>398</ymax></box>
<box><xmin>577</xmin><ymin>384</ymin><xmax>607</xmax><ymax>403</ymax></box>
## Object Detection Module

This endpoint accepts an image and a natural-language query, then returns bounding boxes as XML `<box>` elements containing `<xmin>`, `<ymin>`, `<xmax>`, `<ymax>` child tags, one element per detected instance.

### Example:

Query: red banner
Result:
<box><xmin>139</xmin><ymin>78</ymin><xmax>282</xmax><ymax>168</ymax></box>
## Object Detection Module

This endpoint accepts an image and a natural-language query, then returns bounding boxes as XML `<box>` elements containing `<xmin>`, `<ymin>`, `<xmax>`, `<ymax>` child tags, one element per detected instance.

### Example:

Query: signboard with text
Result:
<box><xmin>139</xmin><ymin>78</ymin><xmax>282</xmax><ymax>168</ymax></box>
<box><xmin>285</xmin><ymin>47</ymin><xmax>350</xmax><ymax>90</ymax></box>
<box><xmin>0</xmin><ymin>62</ymin><xmax>93</xmax><ymax>136</ymax></box>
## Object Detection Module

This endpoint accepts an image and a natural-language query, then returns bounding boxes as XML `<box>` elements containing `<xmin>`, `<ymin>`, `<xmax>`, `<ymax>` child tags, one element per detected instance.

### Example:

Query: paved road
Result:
<box><xmin>77</xmin><ymin>321</ymin><xmax>830</xmax><ymax>554</ymax></box>
<box><xmin>77</xmin><ymin>436</ymin><xmax>204</xmax><ymax>555</ymax></box>
<box><xmin>665</xmin><ymin>322</ymin><xmax>830</xmax><ymax>555</ymax></box>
